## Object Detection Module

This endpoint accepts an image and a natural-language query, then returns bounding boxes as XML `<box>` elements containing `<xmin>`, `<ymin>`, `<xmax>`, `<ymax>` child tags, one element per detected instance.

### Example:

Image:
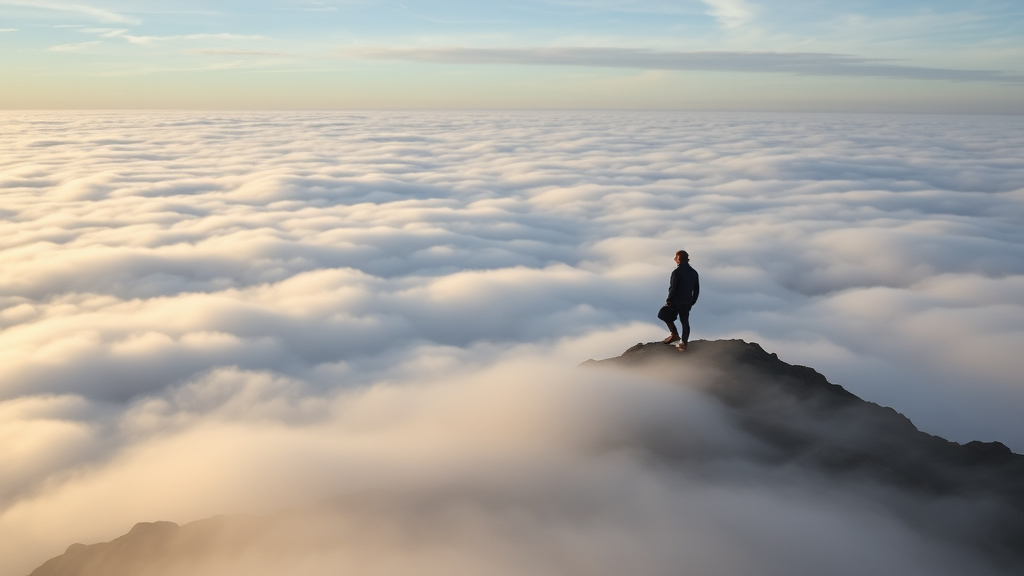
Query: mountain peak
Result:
<box><xmin>587</xmin><ymin>339</ymin><xmax>1022</xmax><ymax>473</ymax></box>
<box><xmin>584</xmin><ymin>338</ymin><xmax>1024</xmax><ymax>562</ymax></box>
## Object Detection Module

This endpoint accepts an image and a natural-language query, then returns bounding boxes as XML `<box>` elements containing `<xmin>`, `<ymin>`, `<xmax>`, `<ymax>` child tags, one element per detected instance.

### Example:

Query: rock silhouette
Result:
<box><xmin>584</xmin><ymin>339</ymin><xmax>1024</xmax><ymax>567</ymax></box>
<box><xmin>29</xmin><ymin>339</ymin><xmax>1024</xmax><ymax>576</ymax></box>
<box><xmin>586</xmin><ymin>340</ymin><xmax>1023</xmax><ymax>492</ymax></box>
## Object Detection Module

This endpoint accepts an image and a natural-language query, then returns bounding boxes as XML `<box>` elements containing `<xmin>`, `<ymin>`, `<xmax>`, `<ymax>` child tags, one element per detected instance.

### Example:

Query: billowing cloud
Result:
<box><xmin>349</xmin><ymin>47</ymin><xmax>1024</xmax><ymax>83</ymax></box>
<box><xmin>11</xmin><ymin>350</ymin><xmax>1022</xmax><ymax>576</ymax></box>
<box><xmin>1</xmin><ymin>110</ymin><xmax>1023</xmax><ymax>574</ymax></box>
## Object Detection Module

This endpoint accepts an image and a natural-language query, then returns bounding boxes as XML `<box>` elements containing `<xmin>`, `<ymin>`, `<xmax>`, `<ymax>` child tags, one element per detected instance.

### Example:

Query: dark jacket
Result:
<box><xmin>667</xmin><ymin>262</ymin><xmax>699</xmax><ymax>310</ymax></box>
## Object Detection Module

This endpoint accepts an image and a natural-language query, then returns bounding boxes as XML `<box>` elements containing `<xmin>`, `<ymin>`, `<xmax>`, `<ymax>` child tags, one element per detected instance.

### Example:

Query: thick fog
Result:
<box><xmin>2</xmin><ymin>111</ymin><xmax>1023</xmax><ymax>575</ymax></box>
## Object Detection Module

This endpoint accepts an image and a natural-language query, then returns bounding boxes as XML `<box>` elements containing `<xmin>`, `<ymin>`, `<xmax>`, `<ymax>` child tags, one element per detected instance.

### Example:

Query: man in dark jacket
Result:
<box><xmin>660</xmin><ymin>249</ymin><xmax>699</xmax><ymax>351</ymax></box>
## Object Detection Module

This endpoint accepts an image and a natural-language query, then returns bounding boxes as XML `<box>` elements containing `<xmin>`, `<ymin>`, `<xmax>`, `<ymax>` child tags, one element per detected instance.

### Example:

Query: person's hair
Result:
<box><xmin>676</xmin><ymin>250</ymin><xmax>689</xmax><ymax>261</ymax></box>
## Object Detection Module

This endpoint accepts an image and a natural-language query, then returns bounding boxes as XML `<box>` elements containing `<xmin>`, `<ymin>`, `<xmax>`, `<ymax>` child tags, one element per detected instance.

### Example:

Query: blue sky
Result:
<box><xmin>1</xmin><ymin>1</ymin><xmax>1023</xmax><ymax>110</ymax></box>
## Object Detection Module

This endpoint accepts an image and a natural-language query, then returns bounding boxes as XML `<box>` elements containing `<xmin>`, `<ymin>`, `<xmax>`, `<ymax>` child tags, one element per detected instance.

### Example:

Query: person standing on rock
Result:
<box><xmin>659</xmin><ymin>249</ymin><xmax>699</xmax><ymax>351</ymax></box>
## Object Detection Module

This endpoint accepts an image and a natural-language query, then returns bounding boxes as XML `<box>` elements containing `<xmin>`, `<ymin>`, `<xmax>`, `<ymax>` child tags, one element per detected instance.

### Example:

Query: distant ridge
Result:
<box><xmin>30</xmin><ymin>339</ymin><xmax>1024</xmax><ymax>576</ymax></box>
<box><xmin>29</xmin><ymin>516</ymin><xmax>269</xmax><ymax>576</ymax></box>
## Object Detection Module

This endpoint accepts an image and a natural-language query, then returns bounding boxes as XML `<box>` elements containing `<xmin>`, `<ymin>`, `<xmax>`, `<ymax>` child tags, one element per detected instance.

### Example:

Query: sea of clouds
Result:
<box><xmin>2</xmin><ymin>110</ymin><xmax>1023</xmax><ymax>575</ymax></box>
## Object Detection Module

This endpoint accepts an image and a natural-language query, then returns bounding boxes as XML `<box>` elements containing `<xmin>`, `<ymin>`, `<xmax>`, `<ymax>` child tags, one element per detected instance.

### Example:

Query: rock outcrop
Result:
<box><xmin>584</xmin><ymin>339</ymin><xmax>1024</xmax><ymax>564</ymax></box>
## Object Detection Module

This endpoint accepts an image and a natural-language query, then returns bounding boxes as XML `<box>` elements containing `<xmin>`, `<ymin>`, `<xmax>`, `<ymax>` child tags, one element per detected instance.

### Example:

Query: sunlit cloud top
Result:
<box><xmin>1</xmin><ymin>0</ymin><xmax>1022</xmax><ymax>110</ymax></box>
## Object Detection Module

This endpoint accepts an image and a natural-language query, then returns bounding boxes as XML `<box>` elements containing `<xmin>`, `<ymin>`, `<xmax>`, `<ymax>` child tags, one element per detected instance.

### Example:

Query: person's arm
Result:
<box><xmin>667</xmin><ymin>269</ymin><xmax>679</xmax><ymax>304</ymax></box>
<box><xmin>691</xmin><ymin>272</ymin><xmax>700</xmax><ymax>306</ymax></box>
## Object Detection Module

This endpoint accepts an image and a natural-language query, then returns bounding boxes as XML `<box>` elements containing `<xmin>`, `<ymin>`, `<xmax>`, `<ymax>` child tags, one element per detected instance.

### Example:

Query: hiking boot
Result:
<box><xmin>663</xmin><ymin>334</ymin><xmax>679</xmax><ymax>344</ymax></box>
<box><xmin>676</xmin><ymin>342</ymin><xmax>687</xmax><ymax>352</ymax></box>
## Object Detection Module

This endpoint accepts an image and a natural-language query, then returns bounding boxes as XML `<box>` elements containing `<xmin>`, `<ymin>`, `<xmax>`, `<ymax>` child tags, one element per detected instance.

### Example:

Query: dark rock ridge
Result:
<box><xmin>29</xmin><ymin>339</ymin><xmax>1024</xmax><ymax>575</ymax></box>
<box><xmin>584</xmin><ymin>340</ymin><xmax>1024</xmax><ymax>486</ymax></box>
<box><xmin>583</xmin><ymin>339</ymin><xmax>1024</xmax><ymax>565</ymax></box>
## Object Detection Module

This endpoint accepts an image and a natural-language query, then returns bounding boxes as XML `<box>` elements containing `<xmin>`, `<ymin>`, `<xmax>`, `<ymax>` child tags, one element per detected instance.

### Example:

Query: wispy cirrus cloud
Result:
<box><xmin>295</xmin><ymin>0</ymin><xmax>338</xmax><ymax>12</ymax></box>
<box><xmin>123</xmin><ymin>32</ymin><xmax>267</xmax><ymax>46</ymax></box>
<box><xmin>0</xmin><ymin>0</ymin><xmax>139</xmax><ymax>24</ymax></box>
<box><xmin>48</xmin><ymin>40</ymin><xmax>100</xmax><ymax>52</ymax></box>
<box><xmin>702</xmin><ymin>0</ymin><xmax>757</xmax><ymax>29</ymax></box>
<box><xmin>60</xmin><ymin>26</ymin><xmax>267</xmax><ymax>48</ymax></box>
<box><xmin>190</xmin><ymin>48</ymin><xmax>292</xmax><ymax>57</ymax></box>
<box><xmin>350</xmin><ymin>46</ymin><xmax>1024</xmax><ymax>83</ymax></box>
<box><xmin>81</xmin><ymin>27</ymin><xmax>127</xmax><ymax>37</ymax></box>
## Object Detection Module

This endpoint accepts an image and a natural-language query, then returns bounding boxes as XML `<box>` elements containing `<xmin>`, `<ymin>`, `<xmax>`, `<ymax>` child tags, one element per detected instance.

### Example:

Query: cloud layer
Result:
<box><xmin>2</xmin><ymin>110</ymin><xmax>1023</xmax><ymax>574</ymax></box>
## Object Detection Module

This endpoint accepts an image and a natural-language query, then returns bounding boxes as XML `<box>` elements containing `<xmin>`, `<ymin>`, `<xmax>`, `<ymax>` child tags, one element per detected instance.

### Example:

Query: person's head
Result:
<box><xmin>675</xmin><ymin>250</ymin><xmax>689</xmax><ymax>264</ymax></box>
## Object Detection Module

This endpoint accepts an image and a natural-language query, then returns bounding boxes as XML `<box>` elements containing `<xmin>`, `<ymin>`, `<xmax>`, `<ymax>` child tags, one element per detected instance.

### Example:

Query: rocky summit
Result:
<box><xmin>584</xmin><ymin>339</ymin><xmax>1024</xmax><ymax>565</ymax></box>
<box><xmin>585</xmin><ymin>340</ymin><xmax>1023</xmax><ymax>491</ymax></box>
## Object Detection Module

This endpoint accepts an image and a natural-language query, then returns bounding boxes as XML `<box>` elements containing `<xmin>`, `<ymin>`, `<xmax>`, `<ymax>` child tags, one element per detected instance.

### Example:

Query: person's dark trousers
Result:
<box><xmin>658</xmin><ymin>305</ymin><xmax>678</xmax><ymax>337</ymax></box>
<box><xmin>674</xmin><ymin>305</ymin><xmax>691</xmax><ymax>343</ymax></box>
<box><xmin>659</xmin><ymin>305</ymin><xmax>691</xmax><ymax>342</ymax></box>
